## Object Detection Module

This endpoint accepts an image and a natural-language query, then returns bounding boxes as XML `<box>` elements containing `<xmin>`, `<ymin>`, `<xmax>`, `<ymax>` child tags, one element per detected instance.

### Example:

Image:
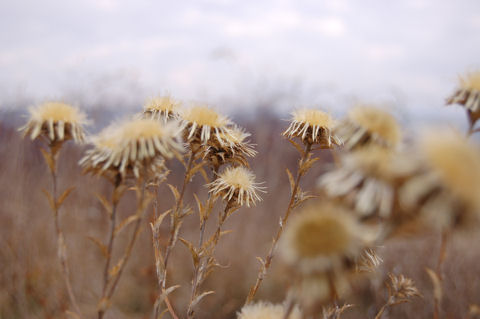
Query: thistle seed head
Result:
<box><xmin>237</xmin><ymin>302</ymin><xmax>301</xmax><ymax>319</ymax></box>
<box><xmin>20</xmin><ymin>101</ymin><xmax>87</xmax><ymax>143</ymax></box>
<box><xmin>208</xmin><ymin>166</ymin><xmax>265</xmax><ymax>207</ymax></box>
<box><xmin>143</xmin><ymin>96</ymin><xmax>181</xmax><ymax>121</ymax></box>
<box><xmin>80</xmin><ymin>118</ymin><xmax>183</xmax><ymax>178</ymax></box>
<box><xmin>283</xmin><ymin>109</ymin><xmax>341</xmax><ymax>147</ymax></box>
<box><xmin>180</xmin><ymin>105</ymin><xmax>232</xmax><ymax>147</ymax></box>
<box><xmin>280</xmin><ymin>202</ymin><xmax>376</xmax><ymax>274</ymax></box>
<box><xmin>447</xmin><ymin>71</ymin><xmax>480</xmax><ymax>120</ymax></box>
<box><xmin>335</xmin><ymin>106</ymin><xmax>401</xmax><ymax>150</ymax></box>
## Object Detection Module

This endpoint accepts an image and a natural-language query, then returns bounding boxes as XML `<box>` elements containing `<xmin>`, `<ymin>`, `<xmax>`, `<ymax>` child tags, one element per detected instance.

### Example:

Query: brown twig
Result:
<box><xmin>46</xmin><ymin>143</ymin><xmax>82</xmax><ymax>317</ymax></box>
<box><xmin>432</xmin><ymin>229</ymin><xmax>450</xmax><ymax>319</ymax></box>
<box><xmin>245</xmin><ymin>142</ymin><xmax>313</xmax><ymax>305</ymax></box>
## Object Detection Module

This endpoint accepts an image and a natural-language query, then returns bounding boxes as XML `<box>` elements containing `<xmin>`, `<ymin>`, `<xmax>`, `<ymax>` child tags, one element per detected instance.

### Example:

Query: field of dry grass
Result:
<box><xmin>1</xmin><ymin>104</ymin><xmax>480</xmax><ymax>319</ymax></box>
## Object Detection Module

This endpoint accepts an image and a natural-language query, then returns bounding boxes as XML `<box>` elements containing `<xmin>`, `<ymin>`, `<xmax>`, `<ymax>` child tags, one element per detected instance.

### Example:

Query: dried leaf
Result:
<box><xmin>300</xmin><ymin>157</ymin><xmax>319</xmax><ymax>175</ymax></box>
<box><xmin>190</xmin><ymin>291</ymin><xmax>215</xmax><ymax>309</ymax></box>
<box><xmin>57</xmin><ymin>187</ymin><xmax>75</xmax><ymax>208</ymax></box>
<box><xmin>96</xmin><ymin>193</ymin><xmax>112</xmax><ymax>217</ymax></box>
<box><xmin>189</xmin><ymin>162</ymin><xmax>206</xmax><ymax>179</ymax></box>
<box><xmin>193</xmin><ymin>193</ymin><xmax>204</xmax><ymax>219</ymax></box>
<box><xmin>168</xmin><ymin>184</ymin><xmax>180</xmax><ymax>202</ymax></box>
<box><xmin>179</xmin><ymin>238</ymin><xmax>199</xmax><ymax>267</ymax></box>
<box><xmin>152</xmin><ymin>210</ymin><xmax>171</xmax><ymax>231</ymax></box>
<box><xmin>285</xmin><ymin>168</ymin><xmax>295</xmax><ymax>194</ymax></box>
<box><xmin>113</xmin><ymin>184</ymin><xmax>127</xmax><ymax>203</ymax></box>
<box><xmin>40</xmin><ymin>148</ymin><xmax>55</xmax><ymax>173</ymax></box>
<box><xmin>114</xmin><ymin>215</ymin><xmax>140</xmax><ymax>236</ymax></box>
<box><xmin>426</xmin><ymin>268</ymin><xmax>442</xmax><ymax>302</ymax></box>
<box><xmin>109</xmin><ymin>257</ymin><xmax>125</xmax><ymax>278</ymax></box>
<box><xmin>287</xmin><ymin>138</ymin><xmax>305</xmax><ymax>156</ymax></box>
<box><xmin>42</xmin><ymin>189</ymin><xmax>56</xmax><ymax>211</ymax></box>
<box><xmin>87</xmin><ymin>236</ymin><xmax>108</xmax><ymax>258</ymax></box>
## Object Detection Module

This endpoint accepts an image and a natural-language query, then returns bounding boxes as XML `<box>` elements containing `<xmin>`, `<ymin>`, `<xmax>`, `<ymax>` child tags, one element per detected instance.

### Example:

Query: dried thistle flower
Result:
<box><xmin>208</xmin><ymin>166</ymin><xmax>264</xmax><ymax>207</ymax></box>
<box><xmin>20</xmin><ymin>101</ymin><xmax>87</xmax><ymax>143</ymax></box>
<box><xmin>322</xmin><ymin>303</ymin><xmax>353</xmax><ymax>319</ymax></box>
<box><xmin>80</xmin><ymin>118</ymin><xmax>183</xmax><ymax>178</ymax></box>
<box><xmin>335</xmin><ymin>106</ymin><xmax>401</xmax><ymax>150</ymax></box>
<box><xmin>143</xmin><ymin>96</ymin><xmax>180</xmax><ymax>121</ymax></box>
<box><xmin>399</xmin><ymin>130</ymin><xmax>480</xmax><ymax>229</ymax></box>
<box><xmin>356</xmin><ymin>248</ymin><xmax>383</xmax><ymax>273</ymax></box>
<box><xmin>387</xmin><ymin>273</ymin><xmax>421</xmax><ymax>303</ymax></box>
<box><xmin>447</xmin><ymin>71</ymin><xmax>480</xmax><ymax>126</ymax></box>
<box><xmin>180</xmin><ymin>105</ymin><xmax>232</xmax><ymax>147</ymax></box>
<box><xmin>280</xmin><ymin>202</ymin><xmax>376</xmax><ymax>274</ymax></box>
<box><xmin>318</xmin><ymin>147</ymin><xmax>415</xmax><ymax>219</ymax></box>
<box><xmin>205</xmin><ymin>126</ymin><xmax>257</xmax><ymax>168</ymax></box>
<box><xmin>237</xmin><ymin>301</ymin><xmax>301</xmax><ymax>319</ymax></box>
<box><xmin>283</xmin><ymin>109</ymin><xmax>341</xmax><ymax>147</ymax></box>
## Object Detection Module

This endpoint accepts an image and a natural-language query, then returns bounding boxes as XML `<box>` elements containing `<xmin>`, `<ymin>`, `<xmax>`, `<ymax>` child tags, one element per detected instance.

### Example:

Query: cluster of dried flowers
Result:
<box><xmin>19</xmin><ymin>70</ymin><xmax>480</xmax><ymax>319</ymax></box>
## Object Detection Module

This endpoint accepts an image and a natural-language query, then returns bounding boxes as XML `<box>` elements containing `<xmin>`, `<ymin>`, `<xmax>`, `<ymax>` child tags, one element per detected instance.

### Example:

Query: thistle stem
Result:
<box><xmin>153</xmin><ymin>149</ymin><xmax>198</xmax><ymax>319</ymax></box>
<box><xmin>98</xmin><ymin>168</ymin><xmax>148</xmax><ymax>319</ymax></box>
<box><xmin>433</xmin><ymin>229</ymin><xmax>450</xmax><ymax>319</ymax></box>
<box><xmin>47</xmin><ymin>144</ymin><xmax>82</xmax><ymax>316</ymax></box>
<box><xmin>245</xmin><ymin>142</ymin><xmax>313</xmax><ymax>305</ymax></box>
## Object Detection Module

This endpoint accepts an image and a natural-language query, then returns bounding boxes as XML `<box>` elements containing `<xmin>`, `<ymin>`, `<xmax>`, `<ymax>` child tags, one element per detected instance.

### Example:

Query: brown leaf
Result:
<box><xmin>152</xmin><ymin>210</ymin><xmax>171</xmax><ymax>231</ymax></box>
<box><xmin>42</xmin><ymin>189</ymin><xmax>56</xmax><ymax>211</ymax></box>
<box><xmin>87</xmin><ymin>236</ymin><xmax>108</xmax><ymax>258</ymax></box>
<box><xmin>287</xmin><ymin>138</ymin><xmax>305</xmax><ymax>156</ymax></box>
<box><xmin>96</xmin><ymin>193</ymin><xmax>112</xmax><ymax>217</ymax></box>
<box><xmin>57</xmin><ymin>187</ymin><xmax>75</xmax><ymax>208</ymax></box>
<box><xmin>40</xmin><ymin>148</ymin><xmax>55</xmax><ymax>173</ymax></box>
<box><xmin>114</xmin><ymin>215</ymin><xmax>140</xmax><ymax>236</ymax></box>
<box><xmin>190</xmin><ymin>291</ymin><xmax>215</xmax><ymax>309</ymax></box>
<box><xmin>285</xmin><ymin>168</ymin><xmax>295</xmax><ymax>194</ymax></box>
<box><xmin>426</xmin><ymin>268</ymin><xmax>442</xmax><ymax>303</ymax></box>
<box><xmin>168</xmin><ymin>184</ymin><xmax>180</xmax><ymax>202</ymax></box>
<box><xmin>109</xmin><ymin>257</ymin><xmax>125</xmax><ymax>278</ymax></box>
<box><xmin>300</xmin><ymin>157</ymin><xmax>319</xmax><ymax>175</ymax></box>
<box><xmin>179</xmin><ymin>238</ymin><xmax>199</xmax><ymax>267</ymax></box>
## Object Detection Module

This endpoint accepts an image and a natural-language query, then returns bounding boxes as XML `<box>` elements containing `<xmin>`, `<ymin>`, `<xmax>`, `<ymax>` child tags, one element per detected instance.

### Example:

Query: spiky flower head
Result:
<box><xmin>205</xmin><ymin>126</ymin><xmax>257</xmax><ymax>168</ymax></box>
<box><xmin>237</xmin><ymin>302</ymin><xmax>301</xmax><ymax>319</ymax></box>
<box><xmin>208</xmin><ymin>166</ymin><xmax>264</xmax><ymax>207</ymax></box>
<box><xmin>386</xmin><ymin>273</ymin><xmax>421</xmax><ymax>303</ymax></box>
<box><xmin>399</xmin><ymin>130</ymin><xmax>480</xmax><ymax>229</ymax></box>
<box><xmin>447</xmin><ymin>71</ymin><xmax>480</xmax><ymax>123</ymax></box>
<box><xmin>335</xmin><ymin>106</ymin><xmax>401</xmax><ymax>150</ymax></box>
<box><xmin>143</xmin><ymin>96</ymin><xmax>181</xmax><ymax>121</ymax></box>
<box><xmin>180</xmin><ymin>105</ymin><xmax>232</xmax><ymax>148</ymax></box>
<box><xmin>280</xmin><ymin>202</ymin><xmax>375</xmax><ymax>274</ymax></box>
<box><xmin>283</xmin><ymin>109</ymin><xmax>341</xmax><ymax>147</ymax></box>
<box><xmin>80</xmin><ymin>118</ymin><xmax>183</xmax><ymax>178</ymax></box>
<box><xmin>318</xmin><ymin>147</ymin><xmax>415</xmax><ymax>219</ymax></box>
<box><xmin>20</xmin><ymin>101</ymin><xmax>87</xmax><ymax>143</ymax></box>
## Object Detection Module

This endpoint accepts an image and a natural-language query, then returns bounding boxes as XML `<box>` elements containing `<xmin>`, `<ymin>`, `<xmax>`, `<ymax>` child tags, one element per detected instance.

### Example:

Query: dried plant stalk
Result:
<box><xmin>245</xmin><ymin>141</ymin><xmax>314</xmax><ymax>304</ymax></box>
<box><xmin>152</xmin><ymin>148</ymin><xmax>203</xmax><ymax>319</ymax></box>
<box><xmin>43</xmin><ymin>142</ymin><xmax>82</xmax><ymax>316</ymax></box>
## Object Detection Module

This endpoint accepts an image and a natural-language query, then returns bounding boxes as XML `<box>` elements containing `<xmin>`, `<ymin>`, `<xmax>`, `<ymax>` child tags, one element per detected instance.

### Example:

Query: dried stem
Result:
<box><xmin>433</xmin><ymin>229</ymin><xmax>450</xmax><ymax>319</ymax></box>
<box><xmin>46</xmin><ymin>143</ymin><xmax>82</xmax><ymax>316</ymax></box>
<box><xmin>245</xmin><ymin>142</ymin><xmax>313</xmax><ymax>305</ymax></box>
<box><xmin>186</xmin><ymin>198</ymin><xmax>235</xmax><ymax>319</ymax></box>
<box><xmin>98</xmin><ymin>168</ymin><xmax>149</xmax><ymax>319</ymax></box>
<box><xmin>374</xmin><ymin>299</ymin><xmax>390</xmax><ymax>319</ymax></box>
<box><xmin>152</xmin><ymin>149</ymin><xmax>199</xmax><ymax>319</ymax></box>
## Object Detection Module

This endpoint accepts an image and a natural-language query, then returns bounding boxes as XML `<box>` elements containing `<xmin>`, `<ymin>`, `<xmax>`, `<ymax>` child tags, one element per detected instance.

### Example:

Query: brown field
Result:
<box><xmin>1</xmin><ymin>109</ymin><xmax>479</xmax><ymax>319</ymax></box>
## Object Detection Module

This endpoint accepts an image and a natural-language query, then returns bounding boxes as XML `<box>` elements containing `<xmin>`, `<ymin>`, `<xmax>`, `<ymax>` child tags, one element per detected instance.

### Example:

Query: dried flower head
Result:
<box><xmin>335</xmin><ymin>106</ymin><xmax>401</xmax><ymax>150</ymax></box>
<box><xmin>399</xmin><ymin>130</ymin><xmax>480</xmax><ymax>229</ymax></box>
<box><xmin>318</xmin><ymin>147</ymin><xmax>415</xmax><ymax>219</ymax></box>
<box><xmin>80</xmin><ymin>118</ymin><xmax>182</xmax><ymax>178</ymax></box>
<box><xmin>180</xmin><ymin>105</ymin><xmax>232</xmax><ymax>147</ymax></box>
<box><xmin>21</xmin><ymin>101</ymin><xmax>87</xmax><ymax>143</ymax></box>
<box><xmin>280</xmin><ymin>202</ymin><xmax>375</xmax><ymax>274</ymax></box>
<box><xmin>208</xmin><ymin>166</ymin><xmax>264</xmax><ymax>207</ymax></box>
<box><xmin>447</xmin><ymin>71</ymin><xmax>480</xmax><ymax>124</ymax></box>
<box><xmin>387</xmin><ymin>273</ymin><xmax>421</xmax><ymax>303</ymax></box>
<box><xmin>205</xmin><ymin>126</ymin><xmax>257</xmax><ymax>168</ymax></box>
<box><xmin>143</xmin><ymin>96</ymin><xmax>180</xmax><ymax>121</ymax></box>
<box><xmin>356</xmin><ymin>248</ymin><xmax>383</xmax><ymax>273</ymax></box>
<box><xmin>237</xmin><ymin>302</ymin><xmax>301</xmax><ymax>319</ymax></box>
<box><xmin>283</xmin><ymin>109</ymin><xmax>341</xmax><ymax>147</ymax></box>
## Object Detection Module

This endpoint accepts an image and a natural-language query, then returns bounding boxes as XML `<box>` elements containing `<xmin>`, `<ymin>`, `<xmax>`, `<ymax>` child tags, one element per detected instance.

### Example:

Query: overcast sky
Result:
<box><xmin>1</xmin><ymin>0</ymin><xmax>479</xmax><ymax>119</ymax></box>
